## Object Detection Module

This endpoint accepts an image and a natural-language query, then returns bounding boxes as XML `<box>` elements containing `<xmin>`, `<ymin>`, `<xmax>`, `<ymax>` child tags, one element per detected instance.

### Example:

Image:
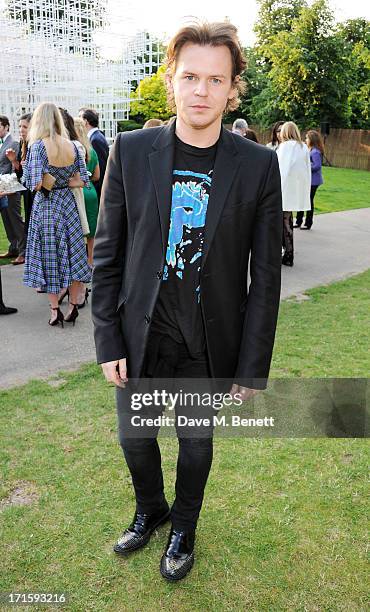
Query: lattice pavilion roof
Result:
<box><xmin>0</xmin><ymin>0</ymin><xmax>162</xmax><ymax>140</ymax></box>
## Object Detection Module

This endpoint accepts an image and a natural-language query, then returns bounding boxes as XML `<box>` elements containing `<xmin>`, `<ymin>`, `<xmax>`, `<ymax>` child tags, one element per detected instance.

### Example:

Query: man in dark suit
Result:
<box><xmin>92</xmin><ymin>21</ymin><xmax>282</xmax><ymax>581</ymax></box>
<box><xmin>0</xmin><ymin>115</ymin><xmax>25</xmax><ymax>261</ymax></box>
<box><xmin>79</xmin><ymin>108</ymin><xmax>109</xmax><ymax>202</ymax></box>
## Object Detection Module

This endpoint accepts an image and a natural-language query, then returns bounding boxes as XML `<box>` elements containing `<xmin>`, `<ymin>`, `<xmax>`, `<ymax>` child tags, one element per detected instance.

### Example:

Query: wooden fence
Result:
<box><xmin>227</xmin><ymin>126</ymin><xmax>370</xmax><ymax>171</ymax></box>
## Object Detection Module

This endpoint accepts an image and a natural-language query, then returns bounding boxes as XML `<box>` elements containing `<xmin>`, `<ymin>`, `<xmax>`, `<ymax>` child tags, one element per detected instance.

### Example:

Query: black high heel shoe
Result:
<box><xmin>49</xmin><ymin>307</ymin><xmax>64</xmax><ymax>328</ymax></box>
<box><xmin>64</xmin><ymin>304</ymin><xmax>79</xmax><ymax>326</ymax></box>
<box><xmin>77</xmin><ymin>287</ymin><xmax>90</xmax><ymax>309</ymax></box>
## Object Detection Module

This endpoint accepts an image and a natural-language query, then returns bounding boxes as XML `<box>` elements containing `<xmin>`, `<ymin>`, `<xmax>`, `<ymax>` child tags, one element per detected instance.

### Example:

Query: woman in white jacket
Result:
<box><xmin>277</xmin><ymin>122</ymin><xmax>311</xmax><ymax>266</ymax></box>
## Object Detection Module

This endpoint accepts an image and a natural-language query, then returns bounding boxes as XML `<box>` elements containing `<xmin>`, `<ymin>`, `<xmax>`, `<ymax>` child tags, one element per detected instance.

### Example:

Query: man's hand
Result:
<box><xmin>230</xmin><ymin>384</ymin><xmax>259</xmax><ymax>403</ymax></box>
<box><xmin>101</xmin><ymin>358</ymin><xmax>127</xmax><ymax>388</ymax></box>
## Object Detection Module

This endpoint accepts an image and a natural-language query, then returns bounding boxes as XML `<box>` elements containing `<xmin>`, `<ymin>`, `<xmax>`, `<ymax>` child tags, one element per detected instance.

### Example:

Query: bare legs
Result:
<box><xmin>67</xmin><ymin>280</ymin><xmax>83</xmax><ymax>316</ymax></box>
<box><xmin>48</xmin><ymin>292</ymin><xmax>59</xmax><ymax>324</ymax></box>
<box><xmin>87</xmin><ymin>237</ymin><xmax>94</xmax><ymax>268</ymax></box>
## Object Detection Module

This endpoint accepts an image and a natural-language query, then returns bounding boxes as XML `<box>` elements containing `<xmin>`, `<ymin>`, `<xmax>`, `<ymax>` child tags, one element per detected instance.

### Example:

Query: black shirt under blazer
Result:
<box><xmin>92</xmin><ymin>120</ymin><xmax>283</xmax><ymax>389</ymax></box>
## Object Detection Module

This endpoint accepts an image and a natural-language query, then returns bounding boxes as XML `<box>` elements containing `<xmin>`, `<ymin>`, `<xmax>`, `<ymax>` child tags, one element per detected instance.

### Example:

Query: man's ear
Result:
<box><xmin>165</xmin><ymin>72</ymin><xmax>173</xmax><ymax>93</ymax></box>
<box><xmin>228</xmin><ymin>76</ymin><xmax>240</xmax><ymax>100</ymax></box>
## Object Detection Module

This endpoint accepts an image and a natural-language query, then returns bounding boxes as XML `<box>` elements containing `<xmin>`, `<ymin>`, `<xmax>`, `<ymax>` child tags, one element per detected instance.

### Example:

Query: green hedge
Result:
<box><xmin>117</xmin><ymin>120</ymin><xmax>143</xmax><ymax>132</ymax></box>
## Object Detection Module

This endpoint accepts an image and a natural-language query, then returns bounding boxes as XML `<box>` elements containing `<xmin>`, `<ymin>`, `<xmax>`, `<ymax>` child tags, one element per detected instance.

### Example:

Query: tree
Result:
<box><xmin>244</xmin><ymin>0</ymin><xmax>308</xmax><ymax>126</ymax></box>
<box><xmin>129</xmin><ymin>65</ymin><xmax>172</xmax><ymax>122</ymax></box>
<box><xmin>252</xmin><ymin>0</ymin><xmax>354</xmax><ymax>128</ymax></box>
<box><xmin>338</xmin><ymin>19</ymin><xmax>370</xmax><ymax>128</ymax></box>
<box><xmin>254</xmin><ymin>0</ymin><xmax>307</xmax><ymax>60</ymax></box>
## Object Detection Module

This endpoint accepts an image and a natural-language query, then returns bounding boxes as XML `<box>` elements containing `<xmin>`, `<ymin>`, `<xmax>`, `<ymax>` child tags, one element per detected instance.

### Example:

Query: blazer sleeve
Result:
<box><xmin>310</xmin><ymin>148</ymin><xmax>322</xmax><ymax>173</ymax></box>
<box><xmin>234</xmin><ymin>151</ymin><xmax>283</xmax><ymax>389</ymax></box>
<box><xmin>91</xmin><ymin>133</ymin><xmax>128</xmax><ymax>364</ymax></box>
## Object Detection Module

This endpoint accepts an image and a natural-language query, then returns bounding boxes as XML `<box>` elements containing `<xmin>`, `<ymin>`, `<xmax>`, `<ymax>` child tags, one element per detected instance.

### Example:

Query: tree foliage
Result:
<box><xmin>129</xmin><ymin>65</ymin><xmax>171</xmax><ymax>122</ymax></box>
<box><xmin>247</xmin><ymin>0</ymin><xmax>368</xmax><ymax>129</ymax></box>
<box><xmin>338</xmin><ymin>19</ymin><xmax>370</xmax><ymax>128</ymax></box>
<box><xmin>254</xmin><ymin>0</ymin><xmax>307</xmax><ymax>57</ymax></box>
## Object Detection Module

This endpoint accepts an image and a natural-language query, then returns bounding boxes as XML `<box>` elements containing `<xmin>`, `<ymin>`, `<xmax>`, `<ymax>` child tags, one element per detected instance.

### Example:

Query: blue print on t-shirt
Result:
<box><xmin>163</xmin><ymin>169</ymin><xmax>212</xmax><ymax>301</ymax></box>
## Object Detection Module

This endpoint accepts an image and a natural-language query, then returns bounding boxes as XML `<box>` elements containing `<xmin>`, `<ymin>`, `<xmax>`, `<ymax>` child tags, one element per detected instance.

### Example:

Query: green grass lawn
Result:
<box><xmin>1</xmin><ymin>271</ymin><xmax>369</xmax><ymax>611</ymax></box>
<box><xmin>271</xmin><ymin>269</ymin><xmax>370</xmax><ymax>377</ymax></box>
<box><xmin>0</xmin><ymin>167</ymin><xmax>369</xmax><ymax>266</ymax></box>
<box><xmin>316</xmin><ymin>167</ymin><xmax>370</xmax><ymax>214</ymax></box>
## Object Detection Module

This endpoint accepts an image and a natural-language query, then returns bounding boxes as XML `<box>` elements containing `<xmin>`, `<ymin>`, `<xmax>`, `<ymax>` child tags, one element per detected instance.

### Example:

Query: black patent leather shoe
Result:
<box><xmin>113</xmin><ymin>505</ymin><xmax>170</xmax><ymax>555</ymax></box>
<box><xmin>160</xmin><ymin>528</ymin><xmax>195</xmax><ymax>581</ymax></box>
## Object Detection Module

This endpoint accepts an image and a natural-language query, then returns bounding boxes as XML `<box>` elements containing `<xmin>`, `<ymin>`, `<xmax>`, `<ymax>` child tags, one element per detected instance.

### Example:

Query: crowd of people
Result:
<box><xmin>0</xmin><ymin>105</ymin><xmax>324</xmax><ymax>317</ymax></box>
<box><xmin>0</xmin><ymin>105</ymin><xmax>109</xmax><ymax>318</ymax></box>
<box><xmin>231</xmin><ymin>117</ymin><xmax>324</xmax><ymax>266</ymax></box>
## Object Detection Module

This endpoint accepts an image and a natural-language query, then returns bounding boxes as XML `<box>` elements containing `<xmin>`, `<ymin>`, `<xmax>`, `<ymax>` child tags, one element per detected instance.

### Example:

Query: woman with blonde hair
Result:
<box><xmin>22</xmin><ymin>102</ymin><xmax>91</xmax><ymax>326</ymax></box>
<box><xmin>276</xmin><ymin>121</ymin><xmax>311</xmax><ymax>266</ymax></box>
<box><xmin>74</xmin><ymin>116</ymin><xmax>100</xmax><ymax>266</ymax></box>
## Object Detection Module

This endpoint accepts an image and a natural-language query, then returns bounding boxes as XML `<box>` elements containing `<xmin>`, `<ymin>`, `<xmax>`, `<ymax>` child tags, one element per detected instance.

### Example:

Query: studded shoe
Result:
<box><xmin>160</xmin><ymin>528</ymin><xmax>195</xmax><ymax>581</ymax></box>
<box><xmin>113</xmin><ymin>505</ymin><xmax>170</xmax><ymax>555</ymax></box>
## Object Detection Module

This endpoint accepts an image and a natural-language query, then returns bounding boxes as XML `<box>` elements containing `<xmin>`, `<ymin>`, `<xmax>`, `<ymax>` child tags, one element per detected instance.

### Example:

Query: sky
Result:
<box><xmin>96</xmin><ymin>0</ymin><xmax>370</xmax><ymax>58</ymax></box>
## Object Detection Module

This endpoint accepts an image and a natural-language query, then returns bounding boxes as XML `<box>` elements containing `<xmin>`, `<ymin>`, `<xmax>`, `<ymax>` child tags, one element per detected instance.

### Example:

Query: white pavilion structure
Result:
<box><xmin>0</xmin><ymin>0</ymin><xmax>162</xmax><ymax>140</ymax></box>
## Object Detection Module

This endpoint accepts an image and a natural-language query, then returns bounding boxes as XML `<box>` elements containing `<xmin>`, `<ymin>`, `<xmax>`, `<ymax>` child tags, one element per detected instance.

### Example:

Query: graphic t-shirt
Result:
<box><xmin>151</xmin><ymin>135</ymin><xmax>218</xmax><ymax>356</ymax></box>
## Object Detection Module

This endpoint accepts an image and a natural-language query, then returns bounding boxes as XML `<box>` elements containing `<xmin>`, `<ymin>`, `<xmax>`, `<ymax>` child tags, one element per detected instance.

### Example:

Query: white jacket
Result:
<box><xmin>277</xmin><ymin>141</ymin><xmax>311</xmax><ymax>211</ymax></box>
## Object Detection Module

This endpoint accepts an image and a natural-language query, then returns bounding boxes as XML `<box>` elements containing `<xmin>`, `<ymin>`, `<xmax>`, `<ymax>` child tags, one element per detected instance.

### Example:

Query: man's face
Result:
<box><xmin>0</xmin><ymin>123</ymin><xmax>9</xmax><ymax>139</ymax></box>
<box><xmin>168</xmin><ymin>43</ymin><xmax>237</xmax><ymax>130</ymax></box>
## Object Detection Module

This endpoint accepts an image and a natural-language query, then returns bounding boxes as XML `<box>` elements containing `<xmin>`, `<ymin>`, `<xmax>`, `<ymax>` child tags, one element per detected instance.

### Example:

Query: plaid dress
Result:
<box><xmin>23</xmin><ymin>139</ymin><xmax>91</xmax><ymax>294</ymax></box>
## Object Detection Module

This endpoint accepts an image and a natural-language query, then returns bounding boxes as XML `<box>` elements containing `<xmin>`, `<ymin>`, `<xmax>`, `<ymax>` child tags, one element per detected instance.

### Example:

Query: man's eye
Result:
<box><xmin>185</xmin><ymin>75</ymin><xmax>195</xmax><ymax>81</ymax></box>
<box><xmin>211</xmin><ymin>78</ymin><xmax>221</xmax><ymax>84</ymax></box>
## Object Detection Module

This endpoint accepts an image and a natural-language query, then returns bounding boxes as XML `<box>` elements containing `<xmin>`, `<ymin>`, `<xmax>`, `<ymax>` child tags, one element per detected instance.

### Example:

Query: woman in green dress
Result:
<box><xmin>74</xmin><ymin>117</ymin><xmax>100</xmax><ymax>266</ymax></box>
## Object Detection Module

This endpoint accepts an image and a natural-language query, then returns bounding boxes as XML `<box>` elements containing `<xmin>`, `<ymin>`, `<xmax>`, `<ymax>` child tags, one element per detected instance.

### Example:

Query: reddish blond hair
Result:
<box><xmin>165</xmin><ymin>20</ymin><xmax>246</xmax><ymax>114</ymax></box>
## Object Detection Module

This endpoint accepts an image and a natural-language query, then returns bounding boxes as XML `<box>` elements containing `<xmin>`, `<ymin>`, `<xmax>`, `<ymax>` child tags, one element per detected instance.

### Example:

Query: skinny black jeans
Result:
<box><xmin>116</xmin><ymin>332</ymin><xmax>214</xmax><ymax>532</ymax></box>
<box><xmin>296</xmin><ymin>185</ymin><xmax>319</xmax><ymax>228</ymax></box>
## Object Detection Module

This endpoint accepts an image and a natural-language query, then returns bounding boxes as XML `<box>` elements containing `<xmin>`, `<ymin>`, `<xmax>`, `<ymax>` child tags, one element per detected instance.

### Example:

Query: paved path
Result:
<box><xmin>1</xmin><ymin>208</ymin><xmax>369</xmax><ymax>388</ymax></box>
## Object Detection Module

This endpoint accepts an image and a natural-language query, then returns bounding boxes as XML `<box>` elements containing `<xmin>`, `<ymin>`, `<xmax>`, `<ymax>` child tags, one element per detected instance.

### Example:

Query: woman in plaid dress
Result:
<box><xmin>23</xmin><ymin>102</ymin><xmax>91</xmax><ymax>326</ymax></box>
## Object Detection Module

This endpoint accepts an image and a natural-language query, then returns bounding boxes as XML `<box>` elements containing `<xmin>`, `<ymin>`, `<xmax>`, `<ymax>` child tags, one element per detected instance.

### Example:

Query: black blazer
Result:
<box><xmin>92</xmin><ymin>121</ymin><xmax>283</xmax><ymax>389</ymax></box>
<box><xmin>90</xmin><ymin>130</ymin><xmax>109</xmax><ymax>196</ymax></box>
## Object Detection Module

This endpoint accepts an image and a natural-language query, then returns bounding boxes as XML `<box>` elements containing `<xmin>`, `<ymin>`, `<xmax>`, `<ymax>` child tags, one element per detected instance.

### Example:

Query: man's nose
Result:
<box><xmin>194</xmin><ymin>80</ymin><xmax>208</xmax><ymax>96</ymax></box>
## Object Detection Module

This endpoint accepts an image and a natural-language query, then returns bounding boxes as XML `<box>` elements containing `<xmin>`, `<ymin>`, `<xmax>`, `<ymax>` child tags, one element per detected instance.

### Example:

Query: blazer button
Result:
<box><xmin>156</xmin><ymin>271</ymin><xmax>163</xmax><ymax>280</ymax></box>
<box><xmin>145</xmin><ymin>315</ymin><xmax>151</xmax><ymax>324</ymax></box>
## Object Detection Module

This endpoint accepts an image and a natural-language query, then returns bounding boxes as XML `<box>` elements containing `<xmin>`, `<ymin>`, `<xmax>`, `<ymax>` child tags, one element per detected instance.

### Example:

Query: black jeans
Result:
<box><xmin>116</xmin><ymin>332</ymin><xmax>214</xmax><ymax>532</ymax></box>
<box><xmin>296</xmin><ymin>185</ymin><xmax>318</xmax><ymax>228</ymax></box>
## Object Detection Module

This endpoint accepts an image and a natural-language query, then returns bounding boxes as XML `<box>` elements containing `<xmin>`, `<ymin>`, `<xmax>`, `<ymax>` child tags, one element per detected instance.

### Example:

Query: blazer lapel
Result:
<box><xmin>202</xmin><ymin>127</ymin><xmax>240</xmax><ymax>267</ymax></box>
<box><xmin>149</xmin><ymin>121</ymin><xmax>176</xmax><ymax>252</ymax></box>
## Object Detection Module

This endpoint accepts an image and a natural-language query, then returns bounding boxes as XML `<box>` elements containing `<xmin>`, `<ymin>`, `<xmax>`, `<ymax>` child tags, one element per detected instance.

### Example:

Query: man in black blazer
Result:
<box><xmin>80</xmin><ymin>108</ymin><xmax>109</xmax><ymax>201</ymax></box>
<box><xmin>92</xmin><ymin>21</ymin><xmax>282</xmax><ymax>581</ymax></box>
